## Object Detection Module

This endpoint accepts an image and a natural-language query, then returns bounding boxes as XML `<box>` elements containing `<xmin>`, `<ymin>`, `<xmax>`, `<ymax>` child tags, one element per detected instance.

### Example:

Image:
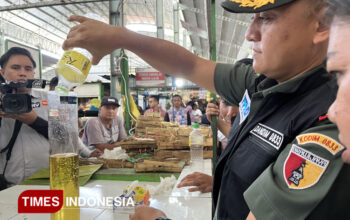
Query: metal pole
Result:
<box><xmin>208</xmin><ymin>0</ymin><xmax>218</xmax><ymax>175</ymax></box>
<box><xmin>109</xmin><ymin>0</ymin><xmax>122</xmax><ymax>100</ymax></box>
<box><xmin>121</xmin><ymin>50</ymin><xmax>131</xmax><ymax>133</ymax></box>
<box><xmin>0</xmin><ymin>31</ymin><xmax>4</xmax><ymax>57</ymax></box>
<box><xmin>173</xmin><ymin>1</ymin><xmax>179</xmax><ymax>44</ymax></box>
<box><xmin>156</xmin><ymin>0</ymin><xmax>164</xmax><ymax>39</ymax></box>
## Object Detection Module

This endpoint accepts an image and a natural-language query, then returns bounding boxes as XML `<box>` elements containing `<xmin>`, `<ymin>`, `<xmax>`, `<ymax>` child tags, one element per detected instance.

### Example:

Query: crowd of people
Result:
<box><xmin>1</xmin><ymin>0</ymin><xmax>350</xmax><ymax>219</ymax></box>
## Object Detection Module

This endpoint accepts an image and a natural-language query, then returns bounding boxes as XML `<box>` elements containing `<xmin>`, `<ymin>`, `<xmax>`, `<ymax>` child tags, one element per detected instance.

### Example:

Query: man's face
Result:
<box><xmin>100</xmin><ymin>104</ymin><xmax>118</xmax><ymax>120</ymax></box>
<box><xmin>327</xmin><ymin>19</ymin><xmax>350</xmax><ymax>156</ymax></box>
<box><xmin>0</xmin><ymin>55</ymin><xmax>35</xmax><ymax>82</ymax></box>
<box><xmin>245</xmin><ymin>0</ymin><xmax>323</xmax><ymax>82</ymax></box>
<box><xmin>148</xmin><ymin>97</ymin><xmax>158</xmax><ymax>108</ymax></box>
<box><xmin>173</xmin><ymin>97</ymin><xmax>182</xmax><ymax>108</ymax></box>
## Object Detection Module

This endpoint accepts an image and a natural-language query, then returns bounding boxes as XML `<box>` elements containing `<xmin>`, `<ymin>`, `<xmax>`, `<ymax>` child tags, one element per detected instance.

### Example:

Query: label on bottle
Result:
<box><xmin>58</xmin><ymin>50</ymin><xmax>91</xmax><ymax>78</ymax></box>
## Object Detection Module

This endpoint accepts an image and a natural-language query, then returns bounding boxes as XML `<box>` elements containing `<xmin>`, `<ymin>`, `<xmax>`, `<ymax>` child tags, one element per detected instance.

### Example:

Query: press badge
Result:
<box><xmin>239</xmin><ymin>90</ymin><xmax>251</xmax><ymax>124</ymax></box>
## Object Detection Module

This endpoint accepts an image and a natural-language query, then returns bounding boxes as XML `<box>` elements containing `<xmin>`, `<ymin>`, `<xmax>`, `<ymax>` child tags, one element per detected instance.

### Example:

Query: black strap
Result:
<box><xmin>1</xmin><ymin>120</ymin><xmax>23</xmax><ymax>175</ymax></box>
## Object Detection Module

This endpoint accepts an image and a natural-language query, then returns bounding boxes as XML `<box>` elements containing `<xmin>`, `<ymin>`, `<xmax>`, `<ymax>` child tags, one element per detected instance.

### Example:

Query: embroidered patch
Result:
<box><xmin>297</xmin><ymin>133</ymin><xmax>344</xmax><ymax>155</ymax></box>
<box><xmin>229</xmin><ymin>0</ymin><xmax>275</xmax><ymax>9</ymax></box>
<box><xmin>250</xmin><ymin>123</ymin><xmax>284</xmax><ymax>150</ymax></box>
<box><xmin>284</xmin><ymin>144</ymin><xmax>329</xmax><ymax>190</ymax></box>
<box><xmin>239</xmin><ymin>90</ymin><xmax>251</xmax><ymax>125</ymax></box>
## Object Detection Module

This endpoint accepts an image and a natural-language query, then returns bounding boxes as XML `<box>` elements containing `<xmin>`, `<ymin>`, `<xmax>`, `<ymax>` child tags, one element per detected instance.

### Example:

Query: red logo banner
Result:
<box><xmin>18</xmin><ymin>190</ymin><xmax>63</xmax><ymax>213</ymax></box>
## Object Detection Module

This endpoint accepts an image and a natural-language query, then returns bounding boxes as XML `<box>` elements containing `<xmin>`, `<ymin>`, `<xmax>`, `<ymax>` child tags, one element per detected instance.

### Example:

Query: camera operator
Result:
<box><xmin>0</xmin><ymin>47</ymin><xmax>49</xmax><ymax>189</ymax></box>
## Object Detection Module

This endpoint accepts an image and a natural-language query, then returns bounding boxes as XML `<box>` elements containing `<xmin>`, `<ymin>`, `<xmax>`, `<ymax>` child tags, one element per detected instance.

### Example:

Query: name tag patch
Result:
<box><xmin>284</xmin><ymin>144</ymin><xmax>329</xmax><ymax>190</ymax></box>
<box><xmin>239</xmin><ymin>90</ymin><xmax>251</xmax><ymax>125</ymax></box>
<box><xmin>250</xmin><ymin>123</ymin><xmax>284</xmax><ymax>150</ymax></box>
<box><xmin>297</xmin><ymin>133</ymin><xmax>344</xmax><ymax>155</ymax></box>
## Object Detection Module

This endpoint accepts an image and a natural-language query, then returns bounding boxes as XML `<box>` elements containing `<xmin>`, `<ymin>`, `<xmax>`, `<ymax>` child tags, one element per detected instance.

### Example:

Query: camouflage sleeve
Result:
<box><xmin>244</xmin><ymin>122</ymin><xmax>346</xmax><ymax>220</ymax></box>
<box><xmin>214</xmin><ymin>59</ymin><xmax>257</xmax><ymax>106</ymax></box>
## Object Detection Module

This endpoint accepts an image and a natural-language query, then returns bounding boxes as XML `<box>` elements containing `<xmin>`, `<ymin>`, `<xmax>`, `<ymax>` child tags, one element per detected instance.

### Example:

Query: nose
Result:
<box><xmin>328</xmin><ymin>101</ymin><xmax>337</xmax><ymax>124</ymax></box>
<box><xmin>245</xmin><ymin>15</ymin><xmax>261</xmax><ymax>42</ymax></box>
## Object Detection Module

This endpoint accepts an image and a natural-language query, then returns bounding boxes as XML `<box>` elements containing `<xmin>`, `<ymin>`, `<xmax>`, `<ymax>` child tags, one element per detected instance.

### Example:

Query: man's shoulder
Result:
<box><xmin>114</xmin><ymin>115</ymin><xmax>124</xmax><ymax>124</ymax></box>
<box><xmin>294</xmin><ymin>121</ymin><xmax>342</xmax><ymax>157</ymax></box>
<box><xmin>86</xmin><ymin>117</ymin><xmax>100</xmax><ymax>126</ymax></box>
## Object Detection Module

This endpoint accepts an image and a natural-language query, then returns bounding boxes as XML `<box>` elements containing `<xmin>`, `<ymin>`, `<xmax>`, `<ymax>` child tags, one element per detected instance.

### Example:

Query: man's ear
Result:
<box><xmin>313</xmin><ymin>8</ymin><xmax>330</xmax><ymax>44</ymax></box>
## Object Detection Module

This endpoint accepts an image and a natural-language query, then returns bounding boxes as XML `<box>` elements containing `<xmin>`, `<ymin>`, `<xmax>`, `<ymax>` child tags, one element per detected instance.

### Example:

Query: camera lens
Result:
<box><xmin>2</xmin><ymin>94</ymin><xmax>32</xmax><ymax>114</ymax></box>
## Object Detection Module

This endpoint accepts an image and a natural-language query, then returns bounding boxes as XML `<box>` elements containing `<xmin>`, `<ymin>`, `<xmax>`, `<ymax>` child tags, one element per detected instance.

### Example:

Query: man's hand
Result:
<box><xmin>0</xmin><ymin>109</ymin><xmax>37</xmax><ymax>125</ymax></box>
<box><xmin>205</xmin><ymin>98</ymin><xmax>220</xmax><ymax>124</ymax></box>
<box><xmin>90</xmin><ymin>148</ymin><xmax>103</xmax><ymax>158</ymax></box>
<box><xmin>177</xmin><ymin>172</ymin><xmax>213</xmax><ymax>193</ymax></box>
<box><xmin>129</xmin><ymin>206</ymin><xmax>167</xmax><ymax>220</ymax></box>
<box><xmin>63</xmin><ymin>15</ymin><xmax>124</xmax><ymax>65</ymax></box>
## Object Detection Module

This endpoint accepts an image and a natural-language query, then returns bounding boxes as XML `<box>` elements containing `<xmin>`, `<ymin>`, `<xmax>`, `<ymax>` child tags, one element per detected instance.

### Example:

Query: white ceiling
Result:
<box><xmin>0</xmin><ymin>0</ymin><xmax>253</xmax><ymax>80</ymax></box>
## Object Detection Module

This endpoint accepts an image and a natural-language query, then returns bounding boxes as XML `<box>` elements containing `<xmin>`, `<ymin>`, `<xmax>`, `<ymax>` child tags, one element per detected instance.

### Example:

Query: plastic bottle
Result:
<box><xmin>189</xmin><ymin>123</ymin><xmax>204</xmax><ymax>171</ymax></box>
<box><xmin>48</xmin><ymin>91</ymin><xmax>80</xmax><ymax>219</ymax></box>
<box><xmin>55</xmin><ymin>13</ymin><xmax>104</xmax><ymax>94</ymax></box>
<box><xmin>55</xmin><ymin>48</ymin><xmax>92</xmax><ymax>94</ymax></box>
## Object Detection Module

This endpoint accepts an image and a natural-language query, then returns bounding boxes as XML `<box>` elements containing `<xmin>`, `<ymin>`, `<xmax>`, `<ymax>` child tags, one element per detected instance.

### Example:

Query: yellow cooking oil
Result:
<box><xmin>50</xmin><ymin>153</ymin><xmax>79</xmax><ymax>220</ymax></box>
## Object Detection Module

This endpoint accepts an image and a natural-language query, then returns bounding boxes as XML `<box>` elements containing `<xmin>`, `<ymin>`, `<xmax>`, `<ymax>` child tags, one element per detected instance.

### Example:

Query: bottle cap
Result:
<box><xmin>192</xmin><ymin>123</ymin><xmax>199</xmax><ymax>129</ymax></box>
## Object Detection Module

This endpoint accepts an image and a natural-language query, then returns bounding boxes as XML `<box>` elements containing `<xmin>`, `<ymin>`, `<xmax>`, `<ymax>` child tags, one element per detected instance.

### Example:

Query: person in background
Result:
<box><xmin>0</xmin><ymin>47</ymin><xmax>49</xmax><ymax>188</ymax></box>
<box><xmin>82</xmin><ymin>96</ymin><xmax>127</xmax><ymax>152</ymax></box>
<box><xmin>327</xmin><ymin>0</ymin><xmax>350</xmax><ymax>164</ymax></box>
<box><xmin>185</xmin><ymin>101</ymin><xmax>194</xmax><ymax>125</ymax></box>
<box><xmin>144</xmin><ymin>95</ymin><xmax>165</xmax><ymax>117</ymax></box>
<box><xmin>192</xmin><ymin>101</ymin><xmax>202</xmax><ymax>123</ymax></box>
<box><xmin>165</xmin><ymin>94</ymin><xmax>188</xmax><ymax>125</ymax></box>
<box><xmin>206</xmin><ymin>98</ymin><xmax>238</xmax><ymax>152</ymax></box>
<box><xmin>49</xmin><ymin>76</ymin><xmax>58</xmax><ymax>91</ymax></box>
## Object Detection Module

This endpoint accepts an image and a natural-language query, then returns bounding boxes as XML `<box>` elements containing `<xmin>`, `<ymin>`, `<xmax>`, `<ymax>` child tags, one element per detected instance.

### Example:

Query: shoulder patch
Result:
<box><xmin>239</xmin><ymin>89</ymin><xmax>251</xmax><ymax>125</ymax></box>
<box><xmin>250</xmin><ymin>123</ymin><xmax>284</xmax><ymax>150</ymax></box>
<box><xmin>284</xmin><ymin>144</ymin><xmax>329</xmax><ymax>190</ymax></box>
<box><xmin>297</xmin><ymin>133</ymin><xmax>344</xmax><ymax>155</ymax></box>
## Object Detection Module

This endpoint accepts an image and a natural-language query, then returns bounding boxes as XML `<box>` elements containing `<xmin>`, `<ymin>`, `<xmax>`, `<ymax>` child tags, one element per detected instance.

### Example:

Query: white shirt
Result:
<box><xmin>0</xmin><ymin>89</ymin><xmax>50</xmax><ymax>185</ymax></box>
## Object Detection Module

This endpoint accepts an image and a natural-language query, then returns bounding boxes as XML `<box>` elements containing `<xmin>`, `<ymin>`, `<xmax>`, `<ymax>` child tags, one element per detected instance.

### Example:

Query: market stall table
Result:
<box><xmin>0</xmin><ymin>160</ymin><xmax>212</xmax><ymax>220</ymax></box>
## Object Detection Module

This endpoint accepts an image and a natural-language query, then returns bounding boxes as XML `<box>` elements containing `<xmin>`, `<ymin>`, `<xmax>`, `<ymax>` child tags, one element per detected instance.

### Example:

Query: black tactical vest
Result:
<box><xmin>213</xmin><ymin>67</ymin><xmax>338</xmax><ymax>220</ymax></box>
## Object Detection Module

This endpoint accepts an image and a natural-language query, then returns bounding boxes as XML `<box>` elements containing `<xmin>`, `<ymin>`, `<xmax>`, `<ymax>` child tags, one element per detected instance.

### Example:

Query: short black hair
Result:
<box><xmin>49</xmin><ymin>76</ymin><xmax>58</xmax><ymax>90</ymax></box>
<box><xmin>186</xmin><ymin>101</ymin><xmax>195</xmax><ymax>108</ymax></box>
<box><xmin>0</xmin><ymin>47</ymin><xmax>36</xmax><ymax>69</ymax></box>
<box><xmin>149</xmin><ymin>95</ymin><xmax>159</xmax><ymax>102</ymax></box>
<box><xmin>173</xmin><ymin>94</ymin><xmax>182</xmax><ymax>100</ymax></box>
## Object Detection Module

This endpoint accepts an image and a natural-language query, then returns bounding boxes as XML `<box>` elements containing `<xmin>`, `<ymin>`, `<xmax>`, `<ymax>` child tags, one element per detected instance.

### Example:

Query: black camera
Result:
<box><xmin>0</xmin><ymin>79</ymin><xmax>46</xmax><ymax>114</ymax></box>
<box><xmin>78</xmin><ymin>109</ymin><xmax>99</xmax><ymax>117</ymax></box>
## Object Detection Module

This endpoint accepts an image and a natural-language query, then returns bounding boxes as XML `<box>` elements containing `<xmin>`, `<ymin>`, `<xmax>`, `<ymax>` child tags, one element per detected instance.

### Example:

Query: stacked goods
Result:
<box><xmin>119</xmin><ymin>136</ymin><xmax>158</xmax><ymax>154</ymax></box>
<box><xmin>79</xmin><ymin>157</ymin><xmax>134</xmax><ymax>169</ymax></box>
<box><xmin>155</xmin><ymin>125</ymin><xmax>213</xmax><ymax>163</ymax></box>
<box><xmin>135</xmin><ymin>112</ymin><xmax>164</xmax><ymax>134</ymax></box>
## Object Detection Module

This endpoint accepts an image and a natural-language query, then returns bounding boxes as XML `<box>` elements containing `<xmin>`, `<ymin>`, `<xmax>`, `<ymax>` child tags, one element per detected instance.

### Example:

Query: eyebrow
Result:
<box><xmin>327</xmin><ymin>51</ymin><xmax>337</xmax><ymax>59</ymax></box>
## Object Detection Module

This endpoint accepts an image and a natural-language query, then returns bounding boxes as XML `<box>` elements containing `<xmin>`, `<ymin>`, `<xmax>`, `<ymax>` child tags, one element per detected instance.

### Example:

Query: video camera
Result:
<box><xmin>0</xmin><ymin>79</ymin><xmax>46</xmax><ymax>114</ymax></box>
<box><xmin>78</xmin><ymin>109</ymin><xmax>99</xmax><ymax>117</ymax></box>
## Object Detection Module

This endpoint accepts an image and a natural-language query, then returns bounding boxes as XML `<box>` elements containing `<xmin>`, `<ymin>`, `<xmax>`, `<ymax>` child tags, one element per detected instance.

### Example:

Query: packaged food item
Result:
<box><xmin>114</xmin><ymin>181</ymin><xmax>150</xmax><ymax>213</ymax></box>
